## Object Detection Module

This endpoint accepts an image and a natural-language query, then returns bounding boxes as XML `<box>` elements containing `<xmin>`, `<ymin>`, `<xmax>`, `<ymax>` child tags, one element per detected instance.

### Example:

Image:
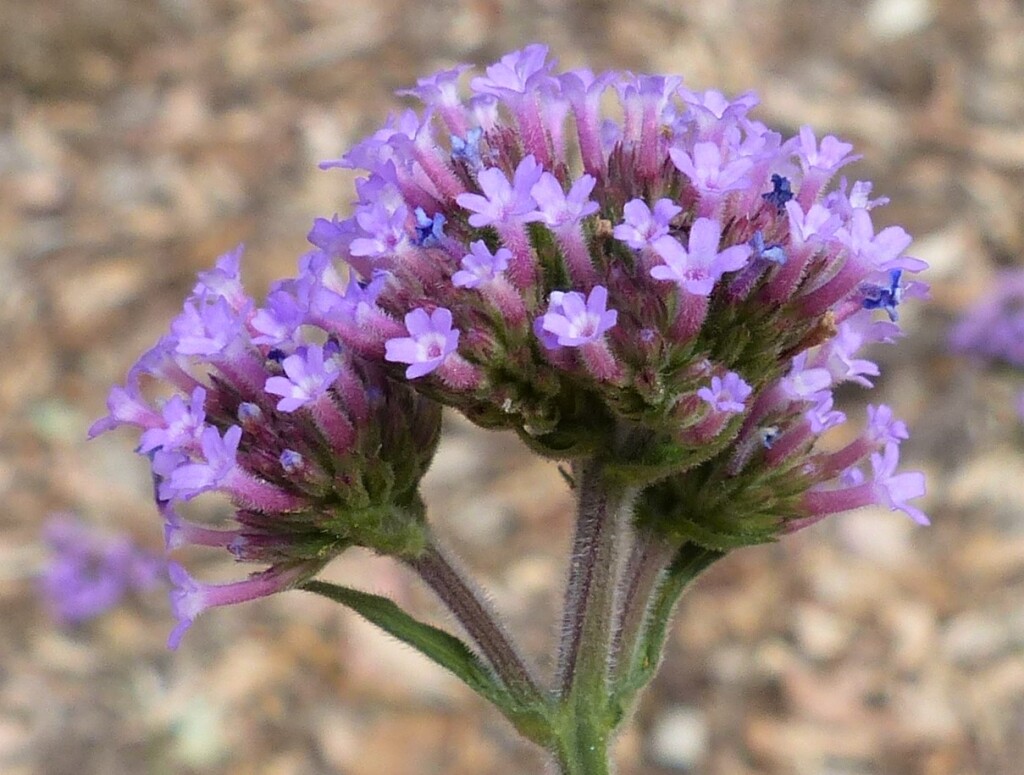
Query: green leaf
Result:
<box><xmin>301</xmin><ymin>580</ymin><xmax>553</xmax><ymax>745</ymax></box>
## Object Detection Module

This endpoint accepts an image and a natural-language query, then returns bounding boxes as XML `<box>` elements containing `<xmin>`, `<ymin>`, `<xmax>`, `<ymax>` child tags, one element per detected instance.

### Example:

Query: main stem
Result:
<box><xmin>553</xmin><ymin>459</ymin><xmax>634</xmax><ymax>774</ymax></box>
<box><xmin>406</xmin><ymin>536</ymin><xmax>543</xmax><ymax>704</ymax></box>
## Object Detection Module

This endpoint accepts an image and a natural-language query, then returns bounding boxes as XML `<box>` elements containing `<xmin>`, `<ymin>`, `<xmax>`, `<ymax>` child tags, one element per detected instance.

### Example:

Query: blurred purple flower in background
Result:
<box><xmin>950</xmin><ymin>269</ymin><xmax>1024</xmax><ymax>368</ymax></box>
<box><xmin>40</xmin><ymin>514</ymin><xmax>165</xmax><ymax>625</ymax></box>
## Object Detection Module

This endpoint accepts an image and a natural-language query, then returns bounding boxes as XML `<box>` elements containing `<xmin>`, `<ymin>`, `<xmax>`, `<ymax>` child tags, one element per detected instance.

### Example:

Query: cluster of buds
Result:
<box><xmin>91</xmin><ymin>248</ymin><xmax>441</xmax><ymax>646</ymax></box>
<box><xmin>303</xmin><ymin>45</ymin><xmax>928</xmax><ymax>541</ymax></box>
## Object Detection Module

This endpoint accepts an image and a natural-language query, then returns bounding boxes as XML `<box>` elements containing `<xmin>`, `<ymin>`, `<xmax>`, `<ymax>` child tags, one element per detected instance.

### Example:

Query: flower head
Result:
<box><xmin>300</xmin><ymin>46</ymin><xmax>927</xmax><ymax>537</ymax></box>
<box><xmin>92</xmin><ymin>249</ymin><xmax>442</xmax><ymax>647</ymax></box>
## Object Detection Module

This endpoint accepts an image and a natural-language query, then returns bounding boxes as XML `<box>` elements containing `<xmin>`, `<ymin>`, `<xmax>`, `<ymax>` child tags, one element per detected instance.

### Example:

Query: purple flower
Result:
<box><xmin>527</xmin><ymin>172</ymin><xmax>599</xmax><ymax>230</ymax></box>
<box><xmin>307</xmin><ymin>214</ymin><xmax>356</xmax><ymax>258</ymax></box>
<box><xmin>350</xmin><ymin>200</ymin><xmax>409</xmax><ymax>261</ymax></box>
<box><xmin>41</xmin><ymin>515</ymin><xmax>164</xmax><ymax>625</ymax></box>
<box><xmin>795</xmin><ymin>126</ymin><xmax>860</xmax><ymax>175</ymax></box>
<box><xmin>450</xmin><ymin>127</ymin><xmax>484</xmax><ymax>167</ymax></box>
<box><xmin>88</xmin><ymin>381</ymin><xmax>162</xmax><ymax>438</ymax></box>
<box><xmin>837</xmin><ymin>210</ymin><xmax>919</xmax><ymax>272</ymax></box>
<box><xmin>823</xmin><ymin>178</ymin><xmax>890</xmax><ymax>218</ymax></box>
<box><xmin>250</xmin><ymin>284</ymin><xmax>309</xmax><ymax>348</ymax></box>
<box><xmin>171</xmin><ymin>295</ymin><xmax>247</xmax><ymax>358</ymax></box>
<box><xmin>861</xmin><ymin>269</ymin><xmax>906</xmax><ymax>321</ymax></box>
<box><xmin>265</xmin><ymin>344</ymin><xmax>341</xmax><ymax>412</ymax></box>
<box><xmin>869</xmin><ymin>443</ymin><xmax>929</xmax><ymax>525</ymax></box>
<box><xmin>167</xmin><ymin>562</ymin><xmax>311</xmax><ymax>649</ymax></box>
<box><xmin>613</xmin><ymin>198</ymin><xmax>682</xmax><ymax>250</ymax></box>
<box><xmin>650</xmin><ymin>217</ymin><xmax>752</xmax><ymax>296</ymax></box>
<box><xmin>749</xmin><ymin>231</ymin><xmax>787</xmax><ymax>265</ymax></box>
<box><xmin>138</xmin><ymin>386</ymin><xmax>207</xmax><ymax>453</ymax></box>
<box><xmin>385</xmin><ymin>308</ymin><xmax>461</xmax><ymax>379</ymax></box>
<box><xmin>785</xmin><ymin>200</ymin><xmax>840</xmax><ymax>245</ymax></box>
<box><xmin>779</xmin><ymin>352</ymin><xmax>833</xmax><ymax>400</ymax></box>
<box><xmin>866</xmin><ymin>404</ymin><xmax>909</xmax><ymax>446</ymax></box>
<box><xmin>819</xmin><ymin>315</ymin><xmax>882</xmax><ymax>388</ymax></box>
<box><xmin>193</xmin><ymin>245</ymin><xmax>247</xmax><ymax>312</ymax></box>
<box><xmin>456</xmin><ymin>155</ymin><xmax>544</xmax><ymax>227</ymax></box>
<box><xmin>670</xmin><ymin>142</ymin><xmax>753</xmax><ymax>197</ymax></box>
<box><xmin>160</xmin><ymin>425</ymin><xmax>242</xmax><ymax>501</ymax></box>
<box><xmin>805</xmin><ymin>391</ymin><xmax>846</xmax><ymax>433</ymax></box>
<box><xmin>538</xmin><ymin>286</ymin><xmax>618</xmax><ymax>348</ymax></box>
<box><xmin>697</xmin><ymin>372</ymin><xmax>753</xmax><ymax>414</ymax></box>
<box><xmin>413</xmin><ymin>207</ymin><xmax>447</xmax><ymax>247</ymax></box>
<box><xmin>761</xmin><ymin>173</ymin><xmax>794</xmax><ymax>211</ymax></box>
<box><xmin>397</xmin><ymin>64</ymin><xmax>471</xmax><ymax>110</ymax></box>
<box><xmin>452</xmin><ymin>241</ymin><xmax>511</xmax><ymax>289</ymax></box>
<box><xmin>682</xmin><ymin>88</ymin><xmax>759</xmax><ymax>127</ymax></box>
<box><xmin>470</xmin><ymin>44</ymin><xmax>556</xmax><ymax>99</ymax></box>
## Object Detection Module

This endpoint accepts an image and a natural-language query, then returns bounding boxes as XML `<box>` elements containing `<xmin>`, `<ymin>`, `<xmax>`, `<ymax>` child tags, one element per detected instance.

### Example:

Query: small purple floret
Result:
<box><xmin>456</xmin><ymin>155</ymin><xmax>543</xmax><ymax>227</ymax></box>
<box><xmin>161</xmin><ymin>425</ymin><xmax>242</xmax><ymax>501</ymax></box>
<box><xmin>265</xmin><ymin>344</ymin><xmax>341</xmax><ymax>412</ymax></box>
<box><xmin>613</xmin><ymin>198</ymin><xmax>681</xmax><ymax>250</ymax></box>
<box><xmin>384</xmin><ymin>307</ymin><xmax>461</xmax><ymax>379</ymax></box>
<box><xmin>452</xmin><ymin>241</ymin><xmax>511</xmax><ymax>289</ymax></box>
<box><xmin>650</xmin><ymin>217</ymin><xmax>752</xmax><ymax>296</ymax></box>
<box><xmin>527</xmin><ymin>172</ymin><xmax>599</xmax><ymax>229</ymax></box>
<box><xmin>538</xmin><ymin>286</ymin><xmax>618</xmax><ymax>348</ymax></box>
<box><xmin>697</xmin><ymin>372</ymin><xmax>753</xmax><ymax>414</ymax></box>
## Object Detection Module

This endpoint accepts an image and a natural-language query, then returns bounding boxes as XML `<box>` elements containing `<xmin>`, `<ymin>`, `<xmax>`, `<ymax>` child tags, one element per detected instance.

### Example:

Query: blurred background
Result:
<box><xmin>2</xmin><ymin>0</ymin><xmax>1024</xmax><ymax>772</ymax></box>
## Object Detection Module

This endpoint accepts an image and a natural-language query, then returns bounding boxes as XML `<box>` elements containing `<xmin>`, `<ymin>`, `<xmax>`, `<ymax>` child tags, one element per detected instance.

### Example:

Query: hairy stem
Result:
<box><xmin>610</xmin><ymin>530</ymin><xmax>679</xmax><ymax>677</ymax></box>
<box><xmin>406</xmin><ymin>535</ymin><xmax>544</xmax><ymax>704</ymax></box>
<box><xmin>611</xmin><ymin>543</ymin><xmax>724</xmax><ymax>713</ymax></box>
<box><xmin>556</xmin><ymin>460</ymin><xmax>633</xmax><ymax>697</ymax></box>
<box><xmin>550</xmin><ymin>459</ymin><xmax>636</xmax><ymax>774</ymax></box>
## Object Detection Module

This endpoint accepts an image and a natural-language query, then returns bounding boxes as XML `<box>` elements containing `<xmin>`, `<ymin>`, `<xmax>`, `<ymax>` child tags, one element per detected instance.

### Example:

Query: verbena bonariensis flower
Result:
<box><xmin>40</xmin><ymin>514</ymin><xmax>165</xmax><ymax>624</ymax></box>
<box><xmin>89</xmin><ymin>46</ymin><xmax>931</xmax><ymax>774</ymax></box>
<box><xmin>305</xmin><ymin>44</ymin><xmax>928</xmax><ymax>545</ymax></box>
<box><xmin>91</xmin><ymin>247</ymin><xmax>442</xmax><ymax>647</ymax></box>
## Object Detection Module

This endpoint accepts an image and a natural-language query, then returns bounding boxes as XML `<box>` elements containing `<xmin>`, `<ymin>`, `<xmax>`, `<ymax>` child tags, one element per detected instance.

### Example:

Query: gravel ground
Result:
<box><xmin>3</xmin><ymin>1</ymin><xmax>1024</xmax><ymax>773</ymax></box>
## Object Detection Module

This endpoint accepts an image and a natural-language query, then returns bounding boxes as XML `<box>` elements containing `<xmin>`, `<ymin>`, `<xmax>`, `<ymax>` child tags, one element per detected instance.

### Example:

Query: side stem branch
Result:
<box><xmin>406</xmin><ymin>536</ymin><xmax>544</xmax><ymax>704</ymax></box>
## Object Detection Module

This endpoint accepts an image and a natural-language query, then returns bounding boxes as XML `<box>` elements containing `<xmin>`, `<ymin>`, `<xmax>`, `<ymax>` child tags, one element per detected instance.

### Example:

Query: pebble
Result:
<box><xmin>648</xmin><ymin>705</ymin><xmax>709</xmax><ymax>771</ymax></box>
<box><xmin>866</xmin><ymin>0</ymin><xmax>934</xmax><ymax>40</ymax></box>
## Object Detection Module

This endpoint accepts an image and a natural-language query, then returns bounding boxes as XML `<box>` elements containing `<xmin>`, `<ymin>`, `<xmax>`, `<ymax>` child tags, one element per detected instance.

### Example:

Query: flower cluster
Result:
<box><xmin>92</xmin><ymin>46</ymin><xmax>930</xmax><ymax>645</ymax></box>
<box><xmin>303</xmin><ymin>45</ymin><xmax>927</xmax><ymax>541</ymax></box>
<box><xmin>92</xmin><ymin>247</ymin><xmax>441</xmax><ymax>646</ymax></box>
<box><xmin>40</xmin><ymin>514</ymin><xmax>165</xmax><ymax>624</ymax></box>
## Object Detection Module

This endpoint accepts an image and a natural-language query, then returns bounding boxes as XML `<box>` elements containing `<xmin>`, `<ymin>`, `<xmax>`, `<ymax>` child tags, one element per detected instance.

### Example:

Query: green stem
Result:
<box><xmin>611</xmin><ymin>543</ymin><xmax>724</xmax><ymax>716</ymax></box>
<box><xmin>610</xmin><ymin>530</ymin><xmax>679</xmax><ymax>675</ymax></box>
<box><xmin>552</xmin><ymin>459</ymin><xmax>635</xmax><ymax>774</ymax></box>
<box><xmin>405</xmin><ymin>536</ymin><xmax>544</xmax><ymax>705</ymax></box>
